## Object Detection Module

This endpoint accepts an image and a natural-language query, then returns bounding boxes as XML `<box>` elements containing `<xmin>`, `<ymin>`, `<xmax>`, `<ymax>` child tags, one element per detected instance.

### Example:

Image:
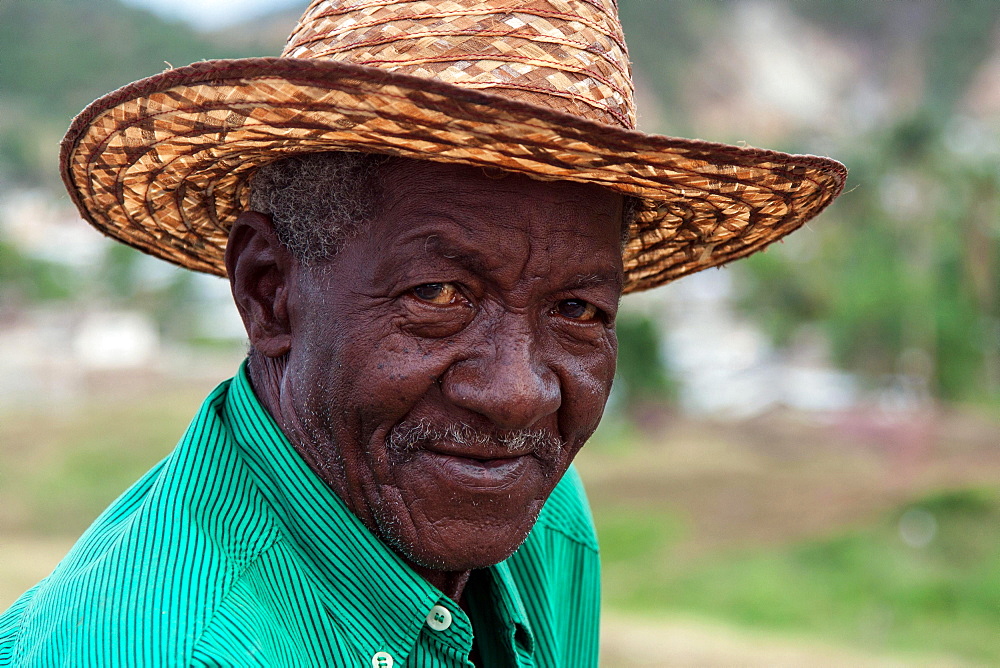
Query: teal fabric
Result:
<box><xmin>0</xmin><ymin>365</ymin><xmax>600</xmax><ymax>666</ymax></box>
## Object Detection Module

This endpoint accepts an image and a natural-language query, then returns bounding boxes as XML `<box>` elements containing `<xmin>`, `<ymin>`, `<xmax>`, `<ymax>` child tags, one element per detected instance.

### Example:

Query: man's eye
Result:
<box><xmin>554</xmin><ymin>299</ymin><xmax>599</xmax><ymax>322</ymax></box>
<box><xmin>410</xmin><ymin>282</ymin><xmax>461</xmax><ymax>305</ymax></box>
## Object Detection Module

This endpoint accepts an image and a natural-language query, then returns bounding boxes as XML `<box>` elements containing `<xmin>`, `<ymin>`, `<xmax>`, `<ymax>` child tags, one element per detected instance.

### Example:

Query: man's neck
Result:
<box><xmin>410</xmin><ymin>564</ymin><xmax>471</xmax><ymax>602</ymax></box>
<box><xmin>246</xmin><ymin>349</ymin><xmax>286</xmax><ymax>423</ymax></box>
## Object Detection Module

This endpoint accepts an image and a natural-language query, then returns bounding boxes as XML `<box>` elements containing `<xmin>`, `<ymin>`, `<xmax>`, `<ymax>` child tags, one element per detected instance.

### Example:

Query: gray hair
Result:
<box><xmin>247</xmin><ymin>151</ymin><xmax>388</xmax><ymax>264</ymax></box>
<box><xmin>247</xmin><ymin>151</ymin><xmax>638</xmax><ymax>263</ymax></box>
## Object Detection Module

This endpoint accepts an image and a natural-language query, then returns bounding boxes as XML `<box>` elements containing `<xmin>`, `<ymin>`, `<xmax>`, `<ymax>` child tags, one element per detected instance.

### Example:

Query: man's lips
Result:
<box><xmin>421</xmin><ymin>449</ymin><xmax>533</xmax><ymax>488</ymax></box>
<box><xmin>420</xmin><ymin>440</ymin><xmax>534</xmax><ymax>461</ymax></box>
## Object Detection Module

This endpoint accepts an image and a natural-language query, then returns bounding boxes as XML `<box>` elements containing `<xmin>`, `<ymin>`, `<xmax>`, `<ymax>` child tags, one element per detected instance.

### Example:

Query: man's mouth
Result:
<box><xmin>385</xmin><ymin>418</ymin><xmax>565</xmax><ymax>487</ymax></box>
<box><xmin>418</xmin><ymin>440</ymin><xmax>531</xmax><ymax>462</ymax></box>
<box><xmin>422</xmin><ymin>449</ymin><xmax>533</xmax><ymax>488</ymax></box>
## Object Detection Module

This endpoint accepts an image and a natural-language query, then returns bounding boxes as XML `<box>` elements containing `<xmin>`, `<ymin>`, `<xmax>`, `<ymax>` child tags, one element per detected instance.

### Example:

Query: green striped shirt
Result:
<box><xmin>0</xmin><ymin>365</ymin><xmax>600</xmax><ymax>666</ymax></box>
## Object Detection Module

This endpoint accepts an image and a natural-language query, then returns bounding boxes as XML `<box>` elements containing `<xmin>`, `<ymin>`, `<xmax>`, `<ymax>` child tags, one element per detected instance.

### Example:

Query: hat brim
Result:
<box><xmin>61</xmin><ymin>57</ymin><xmax>846</xmax><ymax>293</ymax></box>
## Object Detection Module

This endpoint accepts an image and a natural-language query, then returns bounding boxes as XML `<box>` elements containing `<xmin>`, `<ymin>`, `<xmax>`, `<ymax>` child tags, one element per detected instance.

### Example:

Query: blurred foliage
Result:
<box><xmin>793</xmin><ymin>0</ymin><xmax>998</xmax><ymax>119</ymax></box>
<box><xmin>739</xmin><ymin>116</ymin><xmax>1000</xmax><ymax>402</ymax></box>
<box><xmin>727</xmin><ymin>2</ymin><xmax>1000</xmax><ymax>403</ymax></box>
<box><xmin>0</xmin><ymin>241</ymin><xmax>74</xmax><ymax>303</ymax></box>
<box><xmin>616</xmin><ymin>1</ymin><xmax>724</xmax><ymax>135</ymax></box>
<box><xmin>97</xmin><ymin>244</ymin><xmax>202</xmax><ymax>339</ymax></box>
<box><xmin>0</xmin><ymin>0</ymin><xmax>262</xmax><ymax>118</ymax></box>
<box><xmin>614</xmin><ymin>312</ymin><xmax>676</xmax><ymax>408</ymax></box>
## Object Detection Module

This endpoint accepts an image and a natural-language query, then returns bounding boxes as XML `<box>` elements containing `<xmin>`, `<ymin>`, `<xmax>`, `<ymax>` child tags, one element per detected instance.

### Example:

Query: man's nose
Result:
<box><xmin>442</xmin><ymin>323</ymin><xmax>561</xmax><ymax>431</ymax></box>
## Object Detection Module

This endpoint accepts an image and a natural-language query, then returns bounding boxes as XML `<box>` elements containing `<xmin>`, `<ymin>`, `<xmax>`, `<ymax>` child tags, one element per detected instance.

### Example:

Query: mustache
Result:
<box><xmin>386</xmin><ymin>418</ymin><xmax>564</xmax><ymax>457</ymax></box>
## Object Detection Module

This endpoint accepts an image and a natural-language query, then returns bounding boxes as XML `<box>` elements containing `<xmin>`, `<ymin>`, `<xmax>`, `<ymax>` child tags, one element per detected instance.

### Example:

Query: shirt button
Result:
<box><xmin>425</xmin><ymin>604</ymin><xmax>453</xmax><ymax>631</ymax></box>
<box><xmin>372</xmin><ymin>651</ymin><xmax>394</xmax><ymax>668</ymax></box>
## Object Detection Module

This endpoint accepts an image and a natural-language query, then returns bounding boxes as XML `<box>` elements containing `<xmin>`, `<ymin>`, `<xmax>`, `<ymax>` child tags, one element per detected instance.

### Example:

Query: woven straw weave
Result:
<box><xmin>60</xmin><ymin>0</ymin><xmax>846</xmax><ymax>292</ymax></box>
<box><xmin>284</xmin><ymin>0</ymin><xmax>634</xmax><ymax>127</ymax></box>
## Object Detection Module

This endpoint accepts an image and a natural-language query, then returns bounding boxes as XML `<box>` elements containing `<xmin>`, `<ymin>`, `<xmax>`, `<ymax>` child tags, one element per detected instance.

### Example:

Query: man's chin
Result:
<box><xmin>381</xmin><ymin>509</ymin><xmax>544</xmax><ymax>574</ymax></box>
<box><xmin>362</xmin><ymin>447</ymin><xmax>566</xmax><ymax>574</ymax></box>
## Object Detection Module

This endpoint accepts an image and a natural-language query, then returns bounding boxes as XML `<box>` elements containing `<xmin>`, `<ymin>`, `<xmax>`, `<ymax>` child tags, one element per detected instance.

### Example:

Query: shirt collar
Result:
<box><xmin>222</xmin><ymin>363</ymin><xmax>533</xmax><ymax>663</ymax></box>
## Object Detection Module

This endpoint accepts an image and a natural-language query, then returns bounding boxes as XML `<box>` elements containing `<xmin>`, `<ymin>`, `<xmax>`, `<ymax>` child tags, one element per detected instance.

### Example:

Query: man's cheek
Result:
<box><xmin>561</xmin><ymin>365</ymin><xmax>615</xmax><ymax>436</ymax></box>
<box><xmin>348</xmin><ymin>358</ymin><xmax>445</xmax><ymax>423</ymax></box>
<box><xmin>569</xmin><ymin>351</ymin><xmax>617</xmax><ymax>400</ymax></box>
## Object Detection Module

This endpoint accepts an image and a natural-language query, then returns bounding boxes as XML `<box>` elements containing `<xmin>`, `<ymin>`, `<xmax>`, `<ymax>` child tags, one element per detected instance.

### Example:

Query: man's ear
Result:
<box><xmin>226</xmin><ymin>211</ymin><xmax>294</xmax><ymax>358</ymax></box>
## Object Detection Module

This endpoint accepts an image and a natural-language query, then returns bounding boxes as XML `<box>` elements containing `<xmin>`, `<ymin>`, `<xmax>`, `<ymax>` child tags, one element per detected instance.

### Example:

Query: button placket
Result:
<box><xmin>416</xmin><ymin>598</ymin><xmax>475</xmax><ymax>663</ymax></box>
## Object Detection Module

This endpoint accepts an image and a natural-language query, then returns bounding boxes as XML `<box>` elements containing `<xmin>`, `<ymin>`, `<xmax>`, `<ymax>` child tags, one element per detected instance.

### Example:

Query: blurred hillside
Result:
<box><xmin>0</xmin><ymin>0</ymin><xmax>280</xmax><ymax>188</ymax></box>
<box><xmin>0</xmin><ymin>0</ymin><xmax>998</xmax><ymax>410</ymax></box>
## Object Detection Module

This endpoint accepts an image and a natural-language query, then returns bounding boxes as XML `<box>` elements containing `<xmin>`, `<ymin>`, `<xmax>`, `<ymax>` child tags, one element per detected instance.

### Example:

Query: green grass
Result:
<box><xmin>0</xmin><ymin>388</ymin><xmax>204</xmax><ymax>535</ymax></box>
<box><xmin>595</xmin><ymin>487</ymin><xmax>1000</xmax><ymax>662</ymax></box>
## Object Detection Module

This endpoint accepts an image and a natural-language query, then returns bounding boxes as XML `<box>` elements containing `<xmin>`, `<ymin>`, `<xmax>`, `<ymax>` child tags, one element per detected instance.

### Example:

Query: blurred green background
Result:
<box><xmin>1</xmin><ymin>0</ymin><xmax>998</xmax><ymax>665</ymax></box>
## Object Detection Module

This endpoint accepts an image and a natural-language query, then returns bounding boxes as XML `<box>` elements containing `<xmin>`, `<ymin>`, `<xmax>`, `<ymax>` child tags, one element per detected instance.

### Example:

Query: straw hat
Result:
<box><xmin>61</xmin><ymin>0</ymin><xmax>846</xmax><ymax>293</ymax></box>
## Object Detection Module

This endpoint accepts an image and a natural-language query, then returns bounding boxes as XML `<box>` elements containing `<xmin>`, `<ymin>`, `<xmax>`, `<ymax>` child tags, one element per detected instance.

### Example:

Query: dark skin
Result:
<box><xmin>226</xmin><ymin>159</ymin><xmax>624</xmax><ymax>601</ymax></box>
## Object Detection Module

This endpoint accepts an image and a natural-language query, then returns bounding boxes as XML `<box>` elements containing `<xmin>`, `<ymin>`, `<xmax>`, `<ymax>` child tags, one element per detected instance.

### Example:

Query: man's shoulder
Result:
<box><xmin>0</xmin><ymin>379</ymin><xmax>283</xmax><ymax>665</ymax></box>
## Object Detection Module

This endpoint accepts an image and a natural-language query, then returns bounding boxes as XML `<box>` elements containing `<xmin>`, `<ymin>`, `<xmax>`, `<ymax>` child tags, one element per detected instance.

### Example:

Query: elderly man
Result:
<box><xmin>0</xmin><ymin>1</ymin><xmax>844</xmax><ymax>666</ymax></box>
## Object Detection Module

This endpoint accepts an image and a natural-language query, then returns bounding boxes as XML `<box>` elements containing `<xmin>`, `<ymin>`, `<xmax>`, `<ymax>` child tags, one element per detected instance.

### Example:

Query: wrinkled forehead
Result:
<box><xmin>333</xmin><ymin>159</ymin><xmax>627</xmax><ymax>293</ymax></box>
<box><xmin>376</xmin><ymin>158</ymin><xmax>628</xmax><ymax>243</ymax></box>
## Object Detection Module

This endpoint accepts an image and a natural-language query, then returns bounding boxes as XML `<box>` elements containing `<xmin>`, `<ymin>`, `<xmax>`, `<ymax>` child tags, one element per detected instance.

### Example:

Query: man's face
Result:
<box><xmin>281</xmin><ymin>160</ymin><xmax>624</xmax><ymax>571</ymax></box>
